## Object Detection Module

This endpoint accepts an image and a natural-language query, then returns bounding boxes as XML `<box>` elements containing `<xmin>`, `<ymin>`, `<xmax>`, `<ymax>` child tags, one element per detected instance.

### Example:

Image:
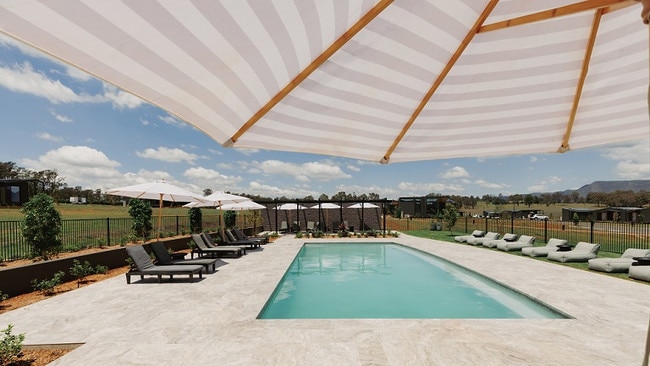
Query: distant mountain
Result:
<box><xmin>565</xmin><ymin>180</ymin><xmax>650</xmax><ymax>197</ymax></box>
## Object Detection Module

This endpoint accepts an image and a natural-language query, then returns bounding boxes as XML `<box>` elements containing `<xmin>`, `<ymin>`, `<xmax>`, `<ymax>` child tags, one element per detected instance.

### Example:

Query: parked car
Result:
<box><xmin>531</xmin><ymin>214</ymin><xmax>549</xmax><ymax>220</ymax></box>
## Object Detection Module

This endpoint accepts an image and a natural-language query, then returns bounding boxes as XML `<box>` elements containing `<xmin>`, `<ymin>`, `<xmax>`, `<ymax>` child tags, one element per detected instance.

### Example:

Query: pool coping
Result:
<box><xmin>0</xmin><ymin>233</ymin><xmax>648</xmax><ymax>365</ymax></box>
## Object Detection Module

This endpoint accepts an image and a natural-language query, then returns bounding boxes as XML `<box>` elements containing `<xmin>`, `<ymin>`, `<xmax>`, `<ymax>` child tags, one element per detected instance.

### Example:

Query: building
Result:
<box><xmin>561</xmin><ymin>207</ymin><xmax>650</xmax><ymax>223</ymax></box>
<box><xmin>0</xmin><ymin>179</ymin><xmax>43</xmax><ymax>206</ymax></box>
<box><xmin>398</xmin><ymin>196</ymin><xmax>454</xmax><ymax>218</ymax></box>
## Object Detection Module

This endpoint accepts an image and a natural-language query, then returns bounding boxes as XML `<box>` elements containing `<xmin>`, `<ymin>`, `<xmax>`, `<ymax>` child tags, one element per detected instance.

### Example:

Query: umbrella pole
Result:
<box><xmin>157</xmin><ymin>194</ymin><xmax>163</xmax><ymax>241</ymax></box>
<box><xmin>219</xmin><ymin>201</ymin><xmax>224</xmax><ymax>240</ymax></box>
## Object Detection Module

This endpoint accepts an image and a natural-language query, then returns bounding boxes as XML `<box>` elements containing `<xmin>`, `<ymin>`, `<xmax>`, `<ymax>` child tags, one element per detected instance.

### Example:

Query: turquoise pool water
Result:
<box><xmin>258</xmin><ymin>243</ymin><xmax>567</xmax><ymax>319</ymax></box>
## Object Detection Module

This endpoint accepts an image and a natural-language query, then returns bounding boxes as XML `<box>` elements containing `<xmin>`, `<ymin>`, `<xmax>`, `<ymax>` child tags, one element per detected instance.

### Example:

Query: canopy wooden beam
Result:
<box><xmin>479</xmin><ymin>0</ymin><xmax>634</xmax><ymax>33</ymax></box>
<box><xmin>226</xmin><ymin>0</ymin><xmax>394</xmax><ymax>147</ymax></box>
<box><xmin>380</xmin><ymin>0</ymin><xmax>500</xmax><ymax>164</ymax></box>
<box><xmin>558</xmin><ymin>7</ymin><xmax>604</xmax><ymax>153</ymax></box>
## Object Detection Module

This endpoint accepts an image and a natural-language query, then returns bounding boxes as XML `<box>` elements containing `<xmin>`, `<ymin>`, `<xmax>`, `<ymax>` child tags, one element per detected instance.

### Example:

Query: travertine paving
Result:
<box><xmin>1</xmin><ymin>234</ymin><xmax>648</xmax><ymax>365</ymax></box>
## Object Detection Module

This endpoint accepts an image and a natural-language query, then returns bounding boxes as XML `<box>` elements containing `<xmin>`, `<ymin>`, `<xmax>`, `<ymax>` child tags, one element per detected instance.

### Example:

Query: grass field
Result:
<box><xmin>0</xmin><ymin>204</ymin><xmax>198</xmax><ymax>220</ymax></box>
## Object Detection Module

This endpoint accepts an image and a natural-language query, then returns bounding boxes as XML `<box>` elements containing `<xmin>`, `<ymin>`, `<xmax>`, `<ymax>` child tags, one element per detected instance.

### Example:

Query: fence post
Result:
<box><xmin>544</xmin><ymin>219</ymin><xmax>548</xmax><ymax>243</ymax></box>
<box><xmin>590</xmin><ymin>220</ymin><xmax>595</xmax><ymax>243</ymax></box>
<box><xmin>106</xmin><ymin>217</ymin><xmax>111</xmax><ymax>246</ymax></box>
<box><xmin>464</xmin><ymin>216</ymin><xmax>468</xmax><ymax>233</ymax></box>
<box><xmin>511</xmin><ymin>214</ymin><xmax>514</xmax><ymax>233</ymax></box>
<box><xmin>176</xmin><ymin>215</ymin><xmax>180</xmax><ymax>235</ymax></box>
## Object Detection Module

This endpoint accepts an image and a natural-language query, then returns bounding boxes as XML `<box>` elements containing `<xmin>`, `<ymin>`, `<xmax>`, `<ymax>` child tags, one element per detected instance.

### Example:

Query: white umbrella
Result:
<box><xmin>274</xmin><ymin>203</ymin><xmax>307</xmax><ymax>232</ymax></box>
<box><xmin>220</xmin><ymin>201</ymin><xmax>266</xmax><ymax>233</ymax></box>
<box><xmin>182</xmin><ymin>192</ymin><xmax>250</xmax><ymax>238</ymax></box>
<box><xmin>310</xmin><ymin>203</ymin><xmax>341</xmax><ymax>232</ymax></box>
<box><xmin>106</xmin><ymin>181</ymin><xmax>204</xmax><ymax>240</ymax></box>
<box><xmin>1</xmin><ymin>2</ymin><xmax>647</xmax><ymax>163</ymax></box>
<box><xmin>348</xmin><ymin>202</ymin><xmax>381</xmax><ymax>232</ymax></box>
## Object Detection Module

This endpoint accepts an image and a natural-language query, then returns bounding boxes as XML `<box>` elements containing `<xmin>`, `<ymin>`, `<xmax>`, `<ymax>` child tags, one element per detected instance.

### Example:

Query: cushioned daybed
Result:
<box><xmin>496</xmin><ymin>235</ymin><xmax>535</xmax><ymax>251</ymax></box>
<box><xmin>454</xmin><ymin>230</ymin><xmax>485</xmax><ymax>243</ymax></box>
<box><xmin>629</xmin><ymin>262</ymin><xmax>650</xmax><ymax>282</ymax></box>
<box><xmin>588</xmin><ymin>248</ymin><xmax>650</xmax><ymax>273</ymax></box>
<box><xmin>521</xmin><ymin>238</ymin><xmax>568</xmax><ymax>257</ymax></box>
<box><xmin>466</xmin><ymin>232</ymin><xmax>500</xmax><ymax>246</ymax></box>
<box><xmin>547</xmin><ymin>241</ymin><xmax>600</xmax><ymax>263</ymax></box>
<box><xmin>483</xmin><ymin>233</ymin><xmax>517</xmax><ymax>248</ymax></box>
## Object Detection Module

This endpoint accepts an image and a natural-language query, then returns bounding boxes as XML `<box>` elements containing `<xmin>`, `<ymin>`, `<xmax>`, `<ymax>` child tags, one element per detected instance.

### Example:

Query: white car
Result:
<box><xmin>531</xmin><ymin>214</ymin><xmax>549</xmax><ymax>220</ymax></box>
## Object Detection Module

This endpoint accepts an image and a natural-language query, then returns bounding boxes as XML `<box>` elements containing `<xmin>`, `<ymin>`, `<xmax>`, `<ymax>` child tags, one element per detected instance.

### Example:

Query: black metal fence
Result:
<box><xmin>388</xmin><ymin>216</ymin><xmax>650</xmax><ymax>254</ymax></box>
<box><xmin>0</xmin><ymin>214</ymin><xmax>222</xmax><ymax>261</ymax></box>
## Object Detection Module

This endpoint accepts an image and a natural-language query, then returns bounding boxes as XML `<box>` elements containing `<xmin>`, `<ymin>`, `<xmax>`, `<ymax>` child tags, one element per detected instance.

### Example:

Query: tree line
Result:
<box><xmin>2</xmin><ymin>161</ymin><xmax>648</xmax><ymax>208</ymax></box>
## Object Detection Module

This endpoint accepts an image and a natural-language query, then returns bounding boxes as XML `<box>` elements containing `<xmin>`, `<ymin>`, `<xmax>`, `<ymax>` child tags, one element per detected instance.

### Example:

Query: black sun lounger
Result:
<box><xmin>191</xmin><ymin>234</ymin><xmax>243</xmax><ymax>259</ymax></box>
<box><xmin>150</xmin><ymin>242</ymin><xmax>221</xmax><ymax>272</ymax></box>
<box><xmin>125</xmin><ymin>245</ymin><xmax>203</xmax><ymax>284</ymax></box>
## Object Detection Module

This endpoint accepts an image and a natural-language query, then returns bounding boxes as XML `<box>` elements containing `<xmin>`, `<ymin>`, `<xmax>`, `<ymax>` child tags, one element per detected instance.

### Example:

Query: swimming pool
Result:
<box><xmin>258</xmin><ymin>243</ymin><xmax>568</xmax><ymax>319</ymax></box>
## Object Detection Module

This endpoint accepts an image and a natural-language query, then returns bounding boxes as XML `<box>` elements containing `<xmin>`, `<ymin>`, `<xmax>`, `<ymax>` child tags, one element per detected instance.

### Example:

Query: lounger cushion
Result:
<box><xmin>629</xmin><ymin>265</ymin><xmax>650</xmax><ymax>282</ymax></box>
<box><xmin>497</xmin><ymin>235</ymin><xmax>535</xmax><ymax>251</ymax></box>
<box><xmin>521</xmin><ymin>238</ymin><xmax>567</xmax><ymax>257</ymax></box>
<box><xmin>547</xmin><ymin>241</ymin><xmax>600</xmax><ymax>263</ymax></box>
<box><xmin>484</xmin><ymin>234</ymin><xmax>517</xmax><ymax>248</ymax></box>
<box><xmin>466</xmin><ymin>232</ymin><xmax>499</xmax><ymax>246</ymax></box>
<box><xmin>454</xmin><ymin>230</ymin><xmax>485</xmax><ymax>243</ymax></box>
<box><xmin>588</xmin><ymin>249</ymin><xmax>650</xmax><ymax>273</ymax></box>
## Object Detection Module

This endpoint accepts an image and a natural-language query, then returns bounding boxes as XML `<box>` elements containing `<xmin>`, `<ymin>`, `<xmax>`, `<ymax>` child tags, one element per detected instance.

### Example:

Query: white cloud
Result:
<box><xmin>527</xmin><ymin>184</ymin><xmax>547</xmax><ymax>192</ymax></box>
<box><xmin>335</xmin><ymin>184</ymin><xmax>398</xmax><ymax>198</ymax></box>
<box><xmin>183</xmin><ymin>167</ymin><xmax>243</xmax><ymax>191</ymax></box>
<box><xmin>0</xmin><ymin>62</ymin><xmax>91</xmax><ymax>104</ymax></box>
<box><xmin>49</xmin><ymin>110</ymin><xmax>73</xmax><ymax>123</ymax></box>
<box><xmin>158</xmin><ymin>114</ymin><xmax>186</xmax><ymax>128</ymax></box>
<box><xmin>36</xmin><ymin>132</ymin><xmax>64</xmax><ymax>142</ymax></box>
<box><xmin>247</xmin><ymin>181</ymin><xmax>317</xmax><ymax>198</ymax></box>
<box><xmin>347</xmin><ymin>165</ymin><xmax>361</xmax><ymax>172</ymax></box>
<box><xmin>250</xmin><ymin>160</ymin><xmax>351</xmax><ymax>182</ymax></box>
<box><xmin>396</xmin><ymin>182</ymin><xmax>464</xmax><ymax>196</ymax></box>
<box><xmin>475</xmin><ymin>179</ymin><xmax>508</xmax><ymax>190</ymax></box>
<box><xmin>601</xmin><ymin>140</ymin><xmax>650</xmax><ymax>179</ymax></box>
<box><xmin>529</xmin><ymin>156</ymin><xmax>538</xmax><ymax>163</ymax></box>
<box><xmin>102</xmin><ymin>84</ymin><xmax>144</xmax><ymax>109</ymax></box>
<box><xmin>235</xmin><ymin>148</ymin><xmax>260</xmax><ymax>156</ymax></box>
<box><xmin>439</xmin><ymin>166</ymin><xmax>469</xmax><ymax>179</ymax></box>
<box><xmin>136</xmin><ymin>147</ymin><xmax>198</xmax><ymax>164</ymax></box>
<box><xmin>21</xmin><ymin>146</ymin><xmax>123</xmax><ymax>189</ymax></box>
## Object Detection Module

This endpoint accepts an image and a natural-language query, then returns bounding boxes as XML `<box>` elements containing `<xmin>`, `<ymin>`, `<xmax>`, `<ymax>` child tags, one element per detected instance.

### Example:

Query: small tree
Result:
<box><xmin>188</xmin><ymin>207</ymin><xmax>202</xmax><ymax>233</ymax></box>
<box><xmin>20</xmin><ymin>193</ymin><xmax>63</xmax><ymax>260</ymax></box>
<box><xmin>0</xmin><ymin>324</ymin><xmax>25</xmax><ymax>365</ymax></box>
<box><xmin>442</xmin><ymin>206</ymin><xmax>459</xmax><ymax>234</ymax></box>
<box><xmin>223</xmin><ymin>210</ymin><xmax>236</xmax><ymax>228</ymax></box>
<box><xmin>128</xmin><ymin>199</ymin><xmax>153</xmax><ymax>241</ymax></box>
<box><xmin>572</xmin><ymin>213</ymin><xmax>580</xmax><ymax>226</ymax></box>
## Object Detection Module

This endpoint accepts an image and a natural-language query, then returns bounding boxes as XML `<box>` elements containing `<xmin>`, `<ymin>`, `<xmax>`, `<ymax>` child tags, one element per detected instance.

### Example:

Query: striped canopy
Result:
<box><xmin>0</xmin><ymin>0</ymin><xmax>647</xmax><ymax>163</ymax></box>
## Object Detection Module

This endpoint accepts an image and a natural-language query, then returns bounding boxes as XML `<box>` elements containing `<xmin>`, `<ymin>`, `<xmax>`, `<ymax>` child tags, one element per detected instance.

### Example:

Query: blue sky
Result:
<box><xmin>0</xmin><ymin>34</ymin><xmax>648</xmax><ymax>200</ymax></box>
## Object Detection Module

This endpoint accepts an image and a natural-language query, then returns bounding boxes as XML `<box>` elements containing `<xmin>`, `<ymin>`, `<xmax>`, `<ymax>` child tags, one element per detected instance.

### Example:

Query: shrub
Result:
<box><xmin>69</xmin><ymin>260</ymin><xmax>108</xmax><ymax>288</ymax></box>
<box><xmin>128</xmin><ymin>199</ymin><xmax>153</xmax><ymax>241</ymax></box>
<box><xmin>223</xmin><ymin>210</ymin><xmax>236</xmax><ymax>228</ymax></box>
<box><xmin>0</xmin><ymin>290</ymin><xmax>8</xmax><ymax>304</ymax></box>
<box><xmin>20</xmin><ymin>193</ymin><xmax>63</xmax><ymax>260</ymax></box>
<box><xmin>31</xmin><ymin>271</ymin><xmax>65</xmax><ymax>296</ymax></box>
<box><xmin>188</xmin><ymin>207</ymin><xmax>202</xmax><ymax>233</ymax></box>
<box><xmin>0</xmin><ymin>324</ymin><xmax>25</xmax><ymax>365</ymax></box>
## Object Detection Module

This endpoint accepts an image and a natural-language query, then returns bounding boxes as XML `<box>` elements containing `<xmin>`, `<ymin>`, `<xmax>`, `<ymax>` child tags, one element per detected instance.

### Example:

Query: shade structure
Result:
<box><xmin>0</xmin><ymin>1</ymin><xmax>647</xmax><ymax>164</ymax></box>
<box><xmin>106</xmin><ymin>180</ymin><xmax>203</xmax><ymax>240</ymax></box>
<box><xmin>310</xmin><ymin>203</ymin><xmax>341</xmax><ymax>232</ymax></box>
<box><xmin>219</xmin><ymin>201</ymin><xmax>266</xmax><ymax>211</ymax></box>
<box><xmin>274</xmin><ymin>203</ymin><xmax>307</xmax><ymax>232</ymax></box>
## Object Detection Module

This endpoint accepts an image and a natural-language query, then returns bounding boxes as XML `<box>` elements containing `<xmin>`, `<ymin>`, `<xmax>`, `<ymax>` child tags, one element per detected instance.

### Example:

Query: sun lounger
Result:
<box><xmin>466</xmin><ymin>232</ymin><xmax>500</xmax><ymax>246</ymax></box>
<box><xmin>125</xmin><ymin>245</ymin><xmax>203</xmax><ymax>284</ymax></box>
<box><xmin>200</xmin><ymin>232</ymin><xmax>247</xmax><ymax>254</ymax></box>
<box><xmin>588</xmin><ymin>248</ymin><xmax>650</xmax><ymax>273</ymax></box>
<box><xmin>521</xmin><ymin>238</ymin><xmax>568</xmax><ymax>257</ymax></box>
<box><xmin>497</xmin><ymin>235</ymin><xmax>535</xmax><ymax>252</ymax></box>
<box><xmin>547</xmin><ymin>241</ymin><xmax>600</xmax><ymax>263</ymax></box>
<box><xmin>224</xmin><ymin>230</ymin><xmax>261</xmax><ymax>249</ymax></box>
<box><xmin>232</xmin><ymin>228</ymin><xmax>267</xmax><ymax>245</ymax></box>
<box><xmin>150</xmin><ymin>242</ymin><xmax>221</xmax><ymax>272</ymax></box>
<box><xmin>483</xmin><ymin>233</ymin><xmax>517</xmax><ymax>248</ymax></box>
<box><xmin>454</xmin><ymin>230</ymin><xmax>485</xmax><ymax>243</ymax></box>
<box><xmin>191</xmin><ymin>234</ymin><xmax>243</xmax><ymax>258</ymax></box>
